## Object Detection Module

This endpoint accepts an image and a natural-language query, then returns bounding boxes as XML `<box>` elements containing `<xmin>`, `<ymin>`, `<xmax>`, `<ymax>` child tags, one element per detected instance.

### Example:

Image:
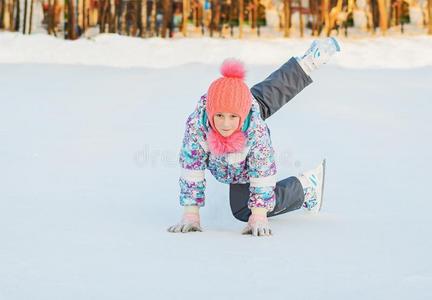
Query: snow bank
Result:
<box><xmin>1</xmin><ymin>31</ymin><xmax>432</xmax><ymax>69</ymax></box>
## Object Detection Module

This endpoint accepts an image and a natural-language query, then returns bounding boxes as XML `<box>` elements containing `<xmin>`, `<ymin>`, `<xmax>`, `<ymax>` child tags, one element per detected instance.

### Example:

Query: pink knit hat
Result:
<box><xmin>206</xmin><ymin>59</ymin><xmax>252</xmax><ymax>131</ymax></box>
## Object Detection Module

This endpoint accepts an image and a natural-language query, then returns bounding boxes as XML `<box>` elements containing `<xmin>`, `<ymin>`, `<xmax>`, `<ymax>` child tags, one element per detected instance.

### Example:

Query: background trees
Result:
<box><xmin>0</xmin><ymin>0</ymin><xmax>431</xmax><ymax>39</ymax></box>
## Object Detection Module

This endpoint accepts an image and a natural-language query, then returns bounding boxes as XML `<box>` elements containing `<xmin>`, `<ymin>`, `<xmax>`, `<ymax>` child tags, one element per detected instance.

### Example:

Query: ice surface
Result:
<box><xmin>1</xmin><ymin>33</ymin><xmax>431</xmax><ymax>300</ymax></box>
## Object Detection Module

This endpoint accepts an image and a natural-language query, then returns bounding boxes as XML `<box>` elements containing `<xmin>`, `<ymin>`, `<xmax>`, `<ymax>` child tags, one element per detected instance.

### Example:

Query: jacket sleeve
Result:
<box><xmin>250</xmin><ymin>57</ymin><xmax>313</xmax><ymax>120</ymax></box>
<box><xmin>178</xmin><ymin>110</ymin><xmax>209</xmax><ymax>207</ymax></box>
<box><xmin>247</xmin><ymin>125</ymin><xmax>277</xmax><ymax>212</ymax></box>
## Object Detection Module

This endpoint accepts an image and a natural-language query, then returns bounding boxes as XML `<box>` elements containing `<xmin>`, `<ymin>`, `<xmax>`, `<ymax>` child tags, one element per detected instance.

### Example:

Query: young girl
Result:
<box><xmin>168</xmin><ymin>38</ymin><xmax>341</xmax><ymax>237</ymax></box>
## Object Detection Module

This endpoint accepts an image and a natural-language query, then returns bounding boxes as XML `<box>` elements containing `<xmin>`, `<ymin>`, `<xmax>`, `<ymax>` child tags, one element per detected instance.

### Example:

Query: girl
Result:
<box><xmin>168</xmin><ymin>38</ymin><xmax>341</xmax><ymax>237</ymax></box>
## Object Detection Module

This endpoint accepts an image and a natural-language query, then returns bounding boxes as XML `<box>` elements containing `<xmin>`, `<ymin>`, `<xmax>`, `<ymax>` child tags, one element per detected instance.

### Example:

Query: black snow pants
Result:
<box><xmin>229</xmin><ymin>57</ymin><xmax>313</xmax><ymax>222</ymax></box>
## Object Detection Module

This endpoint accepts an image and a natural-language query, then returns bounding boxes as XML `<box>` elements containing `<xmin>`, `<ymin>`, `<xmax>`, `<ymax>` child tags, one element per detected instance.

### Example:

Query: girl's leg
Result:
<box><xmin>267</xmin><ymin>177</ymin><xmax>305</xmax><ymax>217</ymax></box>
<box><xmin>229</xmin><ymin>176</ymin><xmax>305</xmax><ymax>222</ymax></box>
<box><xmin>250</xmin><ymin>57</ymin><xmax>313</xmax><ymax>121</ymax></box>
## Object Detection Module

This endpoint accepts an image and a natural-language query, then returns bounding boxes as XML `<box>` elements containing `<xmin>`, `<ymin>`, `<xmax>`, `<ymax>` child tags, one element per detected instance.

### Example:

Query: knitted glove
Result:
<box><xmin>167</xmin><ymin>209</ymin><xmax>202</xmax><ymax>233</ymax></box>
<box><xmin>241</xmin><ymin>208</ymin><xmax>272</xmax><ymax>237</ymax></box>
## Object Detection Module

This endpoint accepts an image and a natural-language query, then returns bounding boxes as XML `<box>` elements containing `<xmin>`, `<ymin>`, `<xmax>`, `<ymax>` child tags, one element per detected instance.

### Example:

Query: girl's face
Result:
<box><xmin>213</xmin><ymin>112</ymin><xmax>240</xmax><ymax>137</ymax></box>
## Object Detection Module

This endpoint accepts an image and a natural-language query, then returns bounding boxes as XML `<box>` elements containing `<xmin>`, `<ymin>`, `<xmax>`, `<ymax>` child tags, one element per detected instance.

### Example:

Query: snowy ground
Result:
<box><xmin>1</xmin><ymin>33</ymin><xmax>432</xmax><ymax>299</ymax></box>
<box><xmin>2</xmin><ymin>32</ymin><xmax>432</xmax><ymax>69</ymax></box>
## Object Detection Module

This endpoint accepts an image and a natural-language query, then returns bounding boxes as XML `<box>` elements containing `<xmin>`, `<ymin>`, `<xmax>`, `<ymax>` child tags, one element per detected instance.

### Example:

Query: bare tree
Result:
<box><xmin>22</xmin><ymin>0</ymin><xmax>28</xmax><ymax>33</ymax></box>
<box><xmin>108</xmin><ymin>0</ymin><xmax>116</xmax><ymax>32</ymax></box>
<box><xmin>191</xmin><ymin>0</ymin><xmax>202</xmax><ymax>32</ymax></box>
<box><xmin>47</xmin><ymin>0</ymin><xmax>57</xmax><ymax>35</ymax></box>
<box><xmin>139</xmin><ymin>0</ymin><xmax>147</xmax><ymax>37</ymax></box>
<box><xmin>298</xmin><ymin>0</ymin><xmax>304</xmax><ymax>37</ymax></box>
<box><xmin>238</xmin><ymin>0</ymin><xmax>243</xmax><ymax>38</ymax></box>
<box><xmin>161</xmin><ymin>0</ymin><xmax>173</xmax><ymax>37</ymax></box>
<box><xmin>126</xmin><ymin>0</ymin><xmax>138</xmax><ymax>35</ymax></box>
<box><xmin>12</xmin><ymin>0</ymin><xmax>20</xmax><ymax>31</ymax></box>
<box><xmin>328</xmin><ymin>0</ymin><xmax>343</xmax><ymax>35</ymax></box>
<box><xmin>377</xmin><ymin>0</ymin><xmax>388</xmax><ymax>34</ymax></box>
<box><xmin>428</xmin><ymin>0</ymin><xmax>432</xmax><ymax>34</ymax></box>
<box><xmin>210</xmin><ymin>0</ymin><xmax>220</xmax><ymax>37</ymax></box>
<box><xmin>99</xmin><ymin>0</ymin><xmax>109</xmax><ymax>32</ymax></box>
<box><xmin>149</xmin><ymin>0</ymin><xmax>157</xmax><ymax>36</ymax></box>
<box><xmin>67</xmin><ymin>0</ymin><xmax>77</xmax><ymax>39</ymax></box>
<box><xmin>322</xmin><ymin>0</ymin><xmax>330</xmax><ymax>35</ymax></box>
<box><xmin>182</xmin><ymin>0</ymin><xmax>189</xmax><ymax>36</ymax></box>
<box><xmin>29</xmin><ymin>0</ymin><xmax>34</xmax><ymax>33</ymax></box>
<box><xmin>309</xmin><ymin>0</ymin><xmax>322</xmax><ymax>36</ymax></box>
<box><xmin>252</xmin><ymin>0</ymin><xmax>258</xmax><ymax>31</ymax></box>
<box><xmin>83</xmin><ymin>0</ymin><xmax>87</xmax><ymax>33</ymax></box>
<box><xmin>283</xmin><ymin>0</ymin><xmax>290</xmax><ymax>37</ymax></box>
<box><xmin>0</xmin><ymin>0</ymin><xmax>3</xmax><ymax>29</ymax></box>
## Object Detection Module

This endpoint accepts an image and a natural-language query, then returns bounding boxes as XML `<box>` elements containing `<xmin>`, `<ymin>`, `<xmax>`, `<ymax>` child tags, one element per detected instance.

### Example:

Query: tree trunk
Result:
<box><xmin>50</xmin><ymin>0</ymin><xmax>59</xmax><ymax>36</ymax></box>
<box><xmin>298</xmin><ymin>0</ymin><xmax>304</xmax><ymax>37</ymax></box>
<box><xmin>12</xmin><ymin>0</ymin><xmax>21</xmax><ymax>31</ymax></box>
<box><xmin>0</xmin><ymin>0</ymin><xmax>3</xmax><ymax>29</ymax></box>
<box><xmin>149</xmin><ymin>0</ymin><xmax>156</xmax><ymax>36</ymax></box>
<box><xmin>140</xmin><ymin>0</ymin><xmax>147</xmax><ymax>37</ymax></box>
<box><xmin>141</xmin><ymin>0</ymin><xmax>148</xmax><ymax>37</ymax></box>
<box><xmin>161</xmin><ymin>0</ymin><xmax>172</xmax><ymax>37</ymax></box>
<box><xmin>322</xmin><ymin>0</ymin><xmax>330</xmax><ymax>36</ymax></box>
<box><xmin>82</xmin><ymin>0</ymin><xmax>86</xmax><ymax>33</ymax></box>
<box><xmin>5</xmin><ymin>0</ymin><xmax>12</xmax><ymax>30</ymax></box>
<box><xmin>209</xmin><ymin>0</ymin><xmax>214</xmax><ymax>36</ymax></box>
<box><xmin>428</xmin><ymin>0</ymin><xmax>432</xmax><ymax>34</ymax></box>
<box><xmin>22</xmin><ymin>0</ymin><xmax>27</xmax><ymax>33</ymax></box>
<box><xmin>47</xmin><ymin>0</ymin><xmax>53</xmax><ymax>34</ymax></box>
<box><xmin>182</xmin><ymin>0</ymin><xmax>188</xmax><ymax>36</ymax></box>
<box><xmin>119</xmin><ymin>0</ymin><xmax>125</xmax><ymax>34</ymax></box>
<box><xmin>108</xmin><ymin>0</ymin><xmax>115</xmax><ymax>32</ymax></box>
<box><xmin>68</xmin><ymin>0</ymin><xmax>77</xmax><ymax>39</ymax></box>
<box><xmin>209</xmin><ymin>0</ymin><xmax>220</xmax><ymax>37</ymax></box>
<box><xmin>309</xmin><ymin>0</ymin><xmax>320</xmax><ymax>36</ymax></box>
<box><xmin>283</xmin><ymin>0</ymin><xmax>290</xmax><ymax>37</ymax></box>
<box><xmin>252</xmin><ymin>0</ymin><xmax>257</xmax><ymax>30</ymax></box>
<box><xmin>3</xmin><ymin>0</ymin><xmax>8</xmax><ymax>29</ymax></box>
<box><xmin>99</xmin><ymin>0</ymin><xmax>107</xmax><ymax>32</ymax></box>
<box><xmin>238</xmin><ymin>0</ymin><xmax>243</xmax><ymax>38</ymax></box>
<box><xmin>377</xmin><ymin>0</ymin><xmax>387</xmax><ymax>35</ymax></box>
<box><xmin>192</xmin><ymin>0</ymin><xmax>197</xmax><ymax>28</ymax></box>
<box><xmin>29</xmin><ymin>0</ymin><xmax>33</xmax><ymax>33</ymax></box>
<box><xmin>127</xmin><ymin>0</ymin><xmax>138</xmax><ymax>35</ymax></box>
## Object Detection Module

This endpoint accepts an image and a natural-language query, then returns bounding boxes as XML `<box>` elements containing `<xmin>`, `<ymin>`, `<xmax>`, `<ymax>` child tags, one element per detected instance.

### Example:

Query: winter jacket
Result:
<box><xmin>179</xmin><ymin>94</ymin><xmax>277</xmax><ymax>211</ymax></box>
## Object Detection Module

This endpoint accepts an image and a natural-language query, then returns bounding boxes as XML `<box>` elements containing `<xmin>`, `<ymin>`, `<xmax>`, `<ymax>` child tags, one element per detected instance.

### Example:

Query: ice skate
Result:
<box><xmin>299</xmin><ymin>159</ymin><xmax>326</xmax><ymax>213</ymax></box>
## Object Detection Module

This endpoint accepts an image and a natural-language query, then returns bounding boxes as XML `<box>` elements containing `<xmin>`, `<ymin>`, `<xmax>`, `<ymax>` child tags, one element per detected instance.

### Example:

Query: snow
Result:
<box><xmin>1</xmin><ymin>31</ymin><xmax>432</xmax><ymax>69</ymax></box>
<box><xmin>1</xmin><ymin>32</ymin><xmax>432</xmax><ymax>299</ymax></box>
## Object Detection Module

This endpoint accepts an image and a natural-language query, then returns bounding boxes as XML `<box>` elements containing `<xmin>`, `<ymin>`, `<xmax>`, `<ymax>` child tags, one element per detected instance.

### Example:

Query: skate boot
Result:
<box><xmin>299</xmin><ymin>159</ymin><xmax>326</xmax><ymax>213</ymax></box>
<box><xmin>296</xmin><ymin>38</ymin><xmax>341</xmax><ymax>75</ymax></box>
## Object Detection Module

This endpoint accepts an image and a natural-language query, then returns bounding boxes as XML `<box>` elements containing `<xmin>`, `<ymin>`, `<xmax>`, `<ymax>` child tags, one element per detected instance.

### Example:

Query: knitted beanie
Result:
<box><xmin>206</xmin><ymin>59</ymin><xmax>252</xmax><ymax>131</ymax></box>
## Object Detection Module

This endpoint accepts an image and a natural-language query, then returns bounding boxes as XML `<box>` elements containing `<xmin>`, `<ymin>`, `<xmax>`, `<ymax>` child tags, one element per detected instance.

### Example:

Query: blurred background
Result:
<box><xmin>0</xmin><ymin>0</ymin><xmax>431</xmax><ymax>39</ymax></box>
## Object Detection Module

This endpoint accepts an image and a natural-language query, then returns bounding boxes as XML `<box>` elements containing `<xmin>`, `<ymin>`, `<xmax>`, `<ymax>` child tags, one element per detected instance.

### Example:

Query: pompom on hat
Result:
<box><xmin>206</xmin><ymin>59</ymin><xmax>252</xmax><ymax>132</ymax></box>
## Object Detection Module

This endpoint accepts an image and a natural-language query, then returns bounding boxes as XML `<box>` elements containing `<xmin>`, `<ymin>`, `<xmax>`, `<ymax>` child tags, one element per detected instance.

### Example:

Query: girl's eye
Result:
<box><xmin>230</xmin><ymin>115</ymin><xmax>238</xmax><ymax>118</ymax></box>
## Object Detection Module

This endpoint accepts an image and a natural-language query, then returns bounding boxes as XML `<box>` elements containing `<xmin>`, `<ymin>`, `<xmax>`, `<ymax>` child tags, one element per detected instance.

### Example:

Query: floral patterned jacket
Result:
<box><xmin>179</xmin><ymin>94</ymin><xmax>277</xmax><ymax>212</ymax></box>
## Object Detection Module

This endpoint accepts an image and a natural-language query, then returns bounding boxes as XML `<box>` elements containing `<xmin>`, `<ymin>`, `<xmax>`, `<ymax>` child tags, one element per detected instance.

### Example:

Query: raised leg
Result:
<box><xmin>250</xmin><ymin>57</ymin><xmax>313</xmax><ymax>120</ymax></box>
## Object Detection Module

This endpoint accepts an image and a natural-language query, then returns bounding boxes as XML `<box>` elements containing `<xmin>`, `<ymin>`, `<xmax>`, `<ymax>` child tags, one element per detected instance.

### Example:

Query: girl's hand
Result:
<box><xmin>167</xmin><ymin>211</ymin><xmax>202</xmax><ymax>233</ymax></box>
<box><xmin>241</xmin><ymin>209</ymin><xmax>272</xmax><ymax>237</ymax></box>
